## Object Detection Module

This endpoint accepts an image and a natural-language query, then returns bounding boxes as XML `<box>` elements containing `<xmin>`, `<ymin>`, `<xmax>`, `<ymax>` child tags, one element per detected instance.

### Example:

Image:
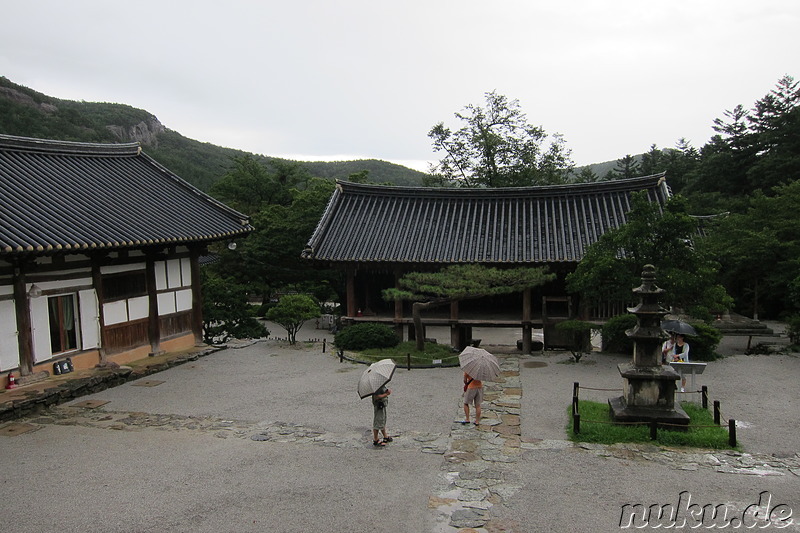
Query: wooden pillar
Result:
<box><xmin>12</xmin><ymin>264</ymin><xmax>34</xmax><ymax>376</ymax></box>
<box><xmin>393</xmin><ymin>269</ymin><xmax>404</xmax><ymax>340</ymax></box>
<box><xmin>522</xmin><ymin>288</ymin><xmax>532</xmax><ymax>353</ymax></box>
<box><xmin>393</xmin><ymin>269</ymin><xmax>403</xmax><ymax>321</ymax></box>
<box><xmin>91</xmin><ymin>257</ymin><xmax>108</xmax><ymax>363</ymax></box>
<box><xmin>189</xmin><ymin>247</ymin><xmax>204</xmax><ymax>345</ymax></box>
<box><xmin>345</xmin><ymin>267</ymin><xmax>356</xmax><ymax>318</ymax></box>
<box><xmin>146</xmin><ymin>251</ymin><xmax>162</xmax><ymax>356</ymax></box>
<box><xmin>449</xmin><ymin>300</ymin><xmax>460</xmax><ymax>348</ymax></box>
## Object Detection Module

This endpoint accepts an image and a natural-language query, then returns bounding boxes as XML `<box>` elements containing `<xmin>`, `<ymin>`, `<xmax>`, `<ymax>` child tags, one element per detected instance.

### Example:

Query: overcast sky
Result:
<box><xmin>1</xmin><ymin>1</ymin><xmax>798</xmax><ymax>171</ymax></box>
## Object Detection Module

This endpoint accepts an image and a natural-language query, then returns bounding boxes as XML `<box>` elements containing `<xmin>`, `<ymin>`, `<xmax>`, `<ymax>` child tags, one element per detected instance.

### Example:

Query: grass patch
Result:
<box><xmin>568</xmin><ymin>400</ymin><xmax>738</xmax><ymax>449</ymax></box>
<box><xmin>355</xmin><ymin>341</ymin><xmax>459</xmax><ymax>366</ymax></box>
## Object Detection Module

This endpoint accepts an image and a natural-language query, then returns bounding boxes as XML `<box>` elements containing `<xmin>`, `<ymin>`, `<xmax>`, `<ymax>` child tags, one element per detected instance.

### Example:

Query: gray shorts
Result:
<box><xmin>373</xmin><ymin>404</ymin><xmax>387</xmax><ymax>429</ymax></box>
<box><xmin>464</xmin><ymin>387</ymin><xmax>483</xmax><ymax>407</ymax></box>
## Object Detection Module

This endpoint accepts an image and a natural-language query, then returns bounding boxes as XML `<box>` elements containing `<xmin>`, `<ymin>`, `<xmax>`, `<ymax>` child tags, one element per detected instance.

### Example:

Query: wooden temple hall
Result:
<box><xmin>0</xmin><ymin>134</ymin><xmax>252</xmax><ymax>386</ymax></box>
<box><xmin>302</xmin><ymin>175</ymin><xmax>672</xmax><ymax>351</ymax></box>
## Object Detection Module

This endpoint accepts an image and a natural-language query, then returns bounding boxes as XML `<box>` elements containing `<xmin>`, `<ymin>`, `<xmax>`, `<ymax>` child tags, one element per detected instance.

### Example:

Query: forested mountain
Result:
<box><xmin>0</xmin><ymin>77</ymin><xmax>427</xmax><ymax>190</ymax></box>
<box><xmin>2</xmin><ymin>75</ymin><xmax>798</xmax><ymax>320</ymax></box>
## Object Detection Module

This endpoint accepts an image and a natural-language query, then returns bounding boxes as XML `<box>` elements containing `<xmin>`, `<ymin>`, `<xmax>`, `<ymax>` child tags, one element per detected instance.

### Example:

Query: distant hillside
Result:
<box><xmin>0</xmin><ymin>77</ymin><xmax>427</xmax><ymax>190</ymax></box>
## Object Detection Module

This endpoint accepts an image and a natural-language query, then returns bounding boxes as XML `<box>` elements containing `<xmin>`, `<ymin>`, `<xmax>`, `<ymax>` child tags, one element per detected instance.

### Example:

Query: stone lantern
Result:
<box><xmin>608</xmin><ymin>265</ymin><xmax>690</xmax><ymax>427</ymax></box>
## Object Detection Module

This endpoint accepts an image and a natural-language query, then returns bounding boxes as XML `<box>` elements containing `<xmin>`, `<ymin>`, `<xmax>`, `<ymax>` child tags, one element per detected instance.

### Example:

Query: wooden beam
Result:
<box><xmin>145</xmin><ymin>252</ymin><xmax>161</xmax><ymax>355</ymax></box>
<box><xmin>12</xmin><ymin>264</ymin><xmax>34</xmax><ymax>376</ymax></box>
<box><xmin>91</xmin><ymin>257</ymin><xmax>108</xmax><ymax>363</ymax></box>
<box><xmin>189</xmin><ymin>247</ymin><xmax>204</xmax><ymax>345</ymax></box>
<box><xmin>346</xmin><ymin>267</ymin><xmax>356</xmax><ymax>317</ymax></box>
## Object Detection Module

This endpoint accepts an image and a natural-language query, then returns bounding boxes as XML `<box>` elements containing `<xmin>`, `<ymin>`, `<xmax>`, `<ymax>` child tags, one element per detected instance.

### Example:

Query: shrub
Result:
<box><xmin>335</xmin><ymin>323</ymin><xmax>400</xmax><ymax>351</ymax></box>
<box><xmin>688</xmin><ymin>322</ymin><xmax>722</xmax><ymax>361</ymax></box>
<box><xmin>601</xmin><ymin>314</ymin><xmax>637</xmax><ymax>354</ymax></box>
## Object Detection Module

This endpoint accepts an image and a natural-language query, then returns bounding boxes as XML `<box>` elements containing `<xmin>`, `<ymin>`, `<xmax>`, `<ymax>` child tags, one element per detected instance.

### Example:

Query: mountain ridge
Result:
<box><xmin>0</xmin><ymin>77</ymin><xmax>428</xmax><ymax>190</ymax></box>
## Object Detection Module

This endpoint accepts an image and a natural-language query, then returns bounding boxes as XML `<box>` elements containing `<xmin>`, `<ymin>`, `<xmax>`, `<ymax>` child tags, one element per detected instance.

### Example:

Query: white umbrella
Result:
<box><xmin>357</xmin><ymin>358</ymin><xmax>397</xmax><ymax>399</ymax></box>
<box><xmin>458</xmin><ymin>346</ymin><xmax>500</xmax><ymax>382</ymax></box>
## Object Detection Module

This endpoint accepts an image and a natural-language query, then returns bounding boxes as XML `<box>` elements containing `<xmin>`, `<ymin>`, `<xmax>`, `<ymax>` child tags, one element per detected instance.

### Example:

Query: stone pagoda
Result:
<box><xmin>608</xmin><ymin>265</ymin><xmax>690</xmax><ymax>427</ymax></box>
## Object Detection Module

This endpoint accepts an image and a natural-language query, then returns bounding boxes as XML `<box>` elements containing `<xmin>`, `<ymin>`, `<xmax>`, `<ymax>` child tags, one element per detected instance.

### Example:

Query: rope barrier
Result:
<box><xmin>571</xmin><ymin>380</ymin><xmax>738</xmax><ymax>446</ymax></box>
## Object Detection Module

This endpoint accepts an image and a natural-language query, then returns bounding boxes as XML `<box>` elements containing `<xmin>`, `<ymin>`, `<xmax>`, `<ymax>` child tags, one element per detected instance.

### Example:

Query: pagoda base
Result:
<box><xmin>608</xmin><ymin>396</ymin><xmax>690</xmax><ymax>430</ymax></box>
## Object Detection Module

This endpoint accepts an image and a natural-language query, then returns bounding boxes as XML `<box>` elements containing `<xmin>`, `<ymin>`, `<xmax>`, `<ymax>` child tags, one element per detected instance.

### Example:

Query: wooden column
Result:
<box><xmin>12</xmin><ymin>264</ymin><xmax>34</xmax><ymax>376</ymax></box>
<box><xmin>393</xmin><ymin>268</ymin><xmax>404</xmax><ymax>340</ymax></box>
<box><xmin>345</xmin><ymin>266</ymin><xmax>356</xmax><ymax>318</ymax></box>
<box><xmin>146</xmin><ymin>251</ymin><xmax>162</xmax><ymax>356</ymax></box>
<box><xmin>189</xmin><ymin>247</ymin><xmax>204</xmax><ymax>345</ymax></box>
<box><xmin>521</xmin><ymin>288</ymin><xmax>532</xmax><ymax>353</ymax></box>
<box><xmin>450</xmin><ymin>300</ymin><xmax>460</xmax><ymax>348</ymax></box>
<box><xmin>91</xmin><ymin>257</ymin><xmax>108</xmax><ymax>363</ymax></box>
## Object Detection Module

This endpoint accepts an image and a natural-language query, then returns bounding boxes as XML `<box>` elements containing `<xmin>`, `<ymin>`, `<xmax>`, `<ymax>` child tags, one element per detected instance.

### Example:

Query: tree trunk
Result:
<box><xmin>412</xmin><ymin>299</ymin><xmax>450</xmax><ymax>351</ymax></box>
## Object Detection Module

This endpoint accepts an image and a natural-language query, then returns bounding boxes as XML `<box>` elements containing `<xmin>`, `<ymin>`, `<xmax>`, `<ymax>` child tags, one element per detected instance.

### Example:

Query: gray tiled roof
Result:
<box><xmin>304</xmin><ymin>174</ymin><xmax>671</xmax><ymax>264</ymax></box>
<box><xmin>0</xmin><ymin>134</ymin><xmax>253</xmax><ymax>255</ymax></box>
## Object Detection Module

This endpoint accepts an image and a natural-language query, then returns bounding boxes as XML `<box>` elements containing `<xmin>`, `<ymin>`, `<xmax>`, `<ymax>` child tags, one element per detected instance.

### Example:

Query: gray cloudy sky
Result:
<box><xmin>1</xmin><ymin>1</ymin><xmax>798</xmax><ymax>171</ymax></box>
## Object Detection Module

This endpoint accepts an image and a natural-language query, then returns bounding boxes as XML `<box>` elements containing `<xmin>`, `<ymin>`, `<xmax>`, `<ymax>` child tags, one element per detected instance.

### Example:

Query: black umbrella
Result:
<box><xmin>661</xmin><ymin>320</ymin><xmax>697</xmax><ymax>336</ymax></box>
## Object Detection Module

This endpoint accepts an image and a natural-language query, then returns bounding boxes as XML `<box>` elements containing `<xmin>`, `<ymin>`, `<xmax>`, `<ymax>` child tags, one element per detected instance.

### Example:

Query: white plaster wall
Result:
<box><xmin>158</xmin><ymin>292</ymin><xmax>176</xmax><ymax>315</ymax></box>
<box><xmin>154</xmin><ymin>261</ymin><xmax>168</xmax><ymax>291</ymax></box>
<box><xmin>175</xmin><ymin>289</ymin><xmax>193</xmax><ymax>312</ymax></box>
<box><xmin>167</xmin><ymin>259</ymin><xmax>182</xmax><ymax>289</ymax></box>
<box><xmin>103</xmin><ymin>300</ymin><xmax>129</xmax><ymax>326</ymax></box>
<box><xmin>180</xmin><ymin>257</ymin><xmax>191</xmax><ymax>285</ymax></box>
<box><xmin>100</xmin><ymin>263</ymin><xmax>145</xmax><ymax>275</ymax></box>
<box><xmin>0</xmin><ymin>300</ymin><xmax>18</xmax><ymax>370</ymax></box>
<box><xmin>128</xmin><ymin>296</ymin><xmax>149</xmax><ymax>321</ymax></box>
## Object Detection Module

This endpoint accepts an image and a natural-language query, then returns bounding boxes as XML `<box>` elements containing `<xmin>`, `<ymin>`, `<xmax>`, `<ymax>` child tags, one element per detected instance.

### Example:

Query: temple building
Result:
<box><xmin>0</xmin><ymin>134</ymin><xmax>252</xmax><ymax>386</ymax></box>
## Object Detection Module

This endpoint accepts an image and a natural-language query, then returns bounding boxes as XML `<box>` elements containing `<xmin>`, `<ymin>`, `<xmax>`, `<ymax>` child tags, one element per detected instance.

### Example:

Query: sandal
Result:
<box><xmin>383</xmin><ymin>437</ymin><xmax>393</xmax><ymax>443</ymax></box>
<box><xmin>373</xmin><ymin>439</ymin><xmax>385</xmax><ymax>447</ymax></box>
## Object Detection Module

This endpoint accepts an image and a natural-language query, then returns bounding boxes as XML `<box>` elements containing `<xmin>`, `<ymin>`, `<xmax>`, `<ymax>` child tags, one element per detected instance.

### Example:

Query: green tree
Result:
<box><xmin>746</xmin><ymin>75</ymin><xmax>800</xmax><ymax>192</ymax></box>
<box><xmin>210</xmin><ymin>155</ymin><xmax>297</xmax><ymax>214</ymax></box>
<box><xmin>703</xmin><ymin>180</ymin><xmax>800</xmax><ymax>318</ymax></box>
<box><xmin>213</xmin><ymin>175</ymin><xmax>338</xmax><ymax>304</ymax></box>
<box><xmin>614</xmin><ymin>154</ymin><xmax>641</xmax><ymax>179</ymax></box>
<box><xmin>201</xmin><ymin>270</ymin><xmax>268</xmax><ymax>344</ymax></box>
<box><xmin>427</xmin><ymin>91</ymin><xmax>573</xmax><ymax>187</ymax></box>
<box><xmin>266</xmin><ymin>294</ymin><xmax>321</xmax><ymax>344</ymax></box>
<box><xmin>639</xmin><ymin>145</ymin><xmax>664</xmax><ymax>176</ymax></box>
<box><xmin>565</xmin><ymin>192</ymin><xmax>731</xmax><ymax>319</ymax></box>
<box><xmin>383</xmin><ymin>264</ymin><xmax>555</xmax><ymax>350</ymax></box>
<box><xmin>572</xmin><ymin>166</ymin><xmax>600</xmax><ymax>183</ymax></box>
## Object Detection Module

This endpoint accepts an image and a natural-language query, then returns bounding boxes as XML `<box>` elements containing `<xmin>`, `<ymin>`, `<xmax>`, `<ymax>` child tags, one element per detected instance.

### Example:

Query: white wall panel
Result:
<box><xmin>175</xmin><ymin>289</ymin><xmax>193</xmax><ymax>312</ymax></box>
<box><xmin>127</xmin><ymin>296</ymin><xmax>149</xmax><ymax>321</ymax></box>
<box><xmin>78</xmin><ymin>289</ymin><xmax>99</xmax><ymax>349</ymax></box>
<box><xmin>0</xmin><ymin>300</ymin><xmax>18</xmax><ymax>370</ymax></box>
<box><xmin>180</xmin><ymin>258</ymin><xmax>191</xmax><ymax>286</ymax></box>
<box><xmin>158</xmin><ymin>292</ymin><xmax>176</xmax><ymax>315</ymax></box>
<box><xmin>154</xmin><ymin>261</ymin><xmax>168</xmax><ymax>291</ymax></box>
<box><xmin>103</xmin><ymin>300</ymin><xmax>129</xmax><ymax>325</ymax></box>
<box><xmin>167</xmin><ymin>259</ymin><xmax>182</xmax><ymax>289</ymax></box>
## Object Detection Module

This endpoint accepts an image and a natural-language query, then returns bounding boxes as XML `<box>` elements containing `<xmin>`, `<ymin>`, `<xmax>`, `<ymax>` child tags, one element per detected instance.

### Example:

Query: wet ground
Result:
<box><xmin>1</xmin><ymin>321</ymin><xmax>798</xmax><ymax>532</ymax></box>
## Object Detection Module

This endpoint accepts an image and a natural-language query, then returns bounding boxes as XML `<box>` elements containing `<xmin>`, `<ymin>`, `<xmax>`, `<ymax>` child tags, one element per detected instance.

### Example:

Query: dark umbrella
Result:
<box><xmin>661</xmin><ymin>319</ymin><xmax>697</xmax><ymax>336</ymax></box>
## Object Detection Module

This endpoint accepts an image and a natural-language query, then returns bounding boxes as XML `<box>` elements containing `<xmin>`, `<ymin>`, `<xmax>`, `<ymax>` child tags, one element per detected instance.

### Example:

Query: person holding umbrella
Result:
<box><xmin>462</xmin><ymin>373</ymin><xmax>483</xmax><ymax>425</ymax></box>
<box><xmin>358</xmin><ymin>359</ymin><xmax>396</xmax><ymax>447</ymax></box>
<box><xmin>371</xmin><ymin>385</ymin><xmax>392</xmax><ymax>446</ymax></box>
<box><xmin>671</xmin><ymin>334</ymin><xmax>691</xmax><ymax>392</ymax></box>
<box><xmin>458</xmin><ymin>346</ymin><xmax>500</xmax><ymax>426</ymax></box>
